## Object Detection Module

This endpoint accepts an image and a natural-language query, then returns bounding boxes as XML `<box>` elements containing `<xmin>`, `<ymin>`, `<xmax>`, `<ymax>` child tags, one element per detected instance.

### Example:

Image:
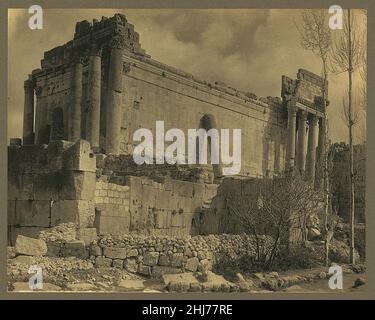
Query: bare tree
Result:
<box><xmin>331</xmin><ymin>9</ymin><xmax>365</xmax><ymax>264</ymax></box>
<box><xmin>296</xmin><ymin>9</ymin><xmax>332</xmax><ymax>266</ymax></box>
<box><xmin>226</xmin><ymin>176</ymin><xmax>322</xmax><ymax>270</ymax></box>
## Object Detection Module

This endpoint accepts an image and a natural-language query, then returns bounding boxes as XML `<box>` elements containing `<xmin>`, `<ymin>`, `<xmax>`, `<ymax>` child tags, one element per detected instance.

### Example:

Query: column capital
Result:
<box><xmin>109</xmin><ymin>35</ymin><xmax>127</xmax><ymax>50</ymax></box>
<box><xmin>309</xmin><ymin>114</ymin><xmax>319</xmax><ymax>126</ymax></box>
<box><xmin>23</xmin><ymin>79</ymin><xmax>34</xmax><ymax>92</ymax></box>
<box><xmin>287</xmin><ymin>103</ymin><xmax>297</xmax><ymax>116</ymax></box>
<box><xmin>299</xmin><ymin>110</ymin><xmax>308</xmax><ymax>120</ymax></box>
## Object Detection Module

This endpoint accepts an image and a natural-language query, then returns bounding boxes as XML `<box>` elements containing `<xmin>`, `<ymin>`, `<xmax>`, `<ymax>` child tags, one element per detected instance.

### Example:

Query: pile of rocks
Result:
<box><xmin>39</xmin><ymin>223</ymin><xmax>77</xmax><ymax>243</ymax></box>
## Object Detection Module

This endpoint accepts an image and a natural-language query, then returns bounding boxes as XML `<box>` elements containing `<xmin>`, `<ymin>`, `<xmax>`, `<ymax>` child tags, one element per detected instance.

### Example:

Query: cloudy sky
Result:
<box><xmin>8</xmin><ymin>9</ymin><xmax>367</xmax><ymax>143</ymax></box>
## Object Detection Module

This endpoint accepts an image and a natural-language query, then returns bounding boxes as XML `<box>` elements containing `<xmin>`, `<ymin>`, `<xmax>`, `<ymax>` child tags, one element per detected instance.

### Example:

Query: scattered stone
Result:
<box><xmin>112</xmin><ymin>259</ymin><xmax>124</xmax><ymax>269</ymax></box>
<box><xmin>90</xmin><ymin>245</ymin><xmax>102</xmax><ymax>256</ymax></box>
<box><xmin>77</xmin><ymin>228</ymin><xmax>97</xmax><ymax>245</ymax></box>
<box><xmin>143</xmin><ymin>252</ymin><xmax>159</xmax><ymax>266</ymax></box>
<box><xmin>168</xmin><ymin>281</ymin><xmax>190</xmax><ymax>292</ymax></box>
<box><xmin>39</xmin><ymin>223</ymin><xmax>76</xmax><ymax>243</ymax></box>
<box><xmin>185</xmin><ymin>257</ymin><xmax>199</xmax><ymax>272</ymax></box>
<box><xmin>353</xmin><ymin>277</ymin><xmax>365</xmax><ymax>288</ymax></box>
<box><xmin>62</xmin><ymin>240</ymin><xmax>86</xmax><ymax>259</ymax></box>
<box><xmin>127</xmin><ymin>249</ymin><xmax>138</xmax><ymax>258</ymax></box>
<box><xmin>170</xmin><ymin>253</ymin><xmax>183</xmax><ymax>267</ymax></box>
<box><xmin>117</xmin><ymin>280</ymin><xmax>145</xmax><ymax>291</ymax></box>
<box><xmin>15</xmin><ymin>235</ymin><xmax>47</xmax><ymax>256</ymax></box>
<box><xmin>95</xmin><ymin>256</ymin><xmax>112</xmax><ymax>268</ymax></box>
<box><xmin>189</xmin><ymin>283</ymin><xmax>202</xmax><ymax>292</ymax></box>
<box><xmin>103</xmin><ymin>247</ymin><xmax>127</xmax><ymax>260</ymax></box>
<box><xmin>253</xmin><ymin>273</ymin><xmax>265</xmax><ymax>280</ymax></box>
<box><xmin>158</xmin><ymin>254</ymin><xmax>170</xmax><ymax>266</ymax></box>
<box><xmin>7</xmin><ymin>247</ymin><xmax>16</xmax><ymax>259</ymax></box>
<box><xmin>162</xmin><ymin>273</ymin><xmax>199</xmax><ymax>286</ymax></box>
<box><xmin>202</xmin><ymin>271</ymin><xmax>232</xmax><ymax>292</ymax></box>
<box><xmin>124</xmin><ymin>258</ymin><xmax>138</xmax><ymax>273</ymax></box>
<box><xmin>67</xmin><ymin>282</ymin><xmax>97</xmax><ymax>291</ymax></box>
<box><xmin>198</xmin><ymin>259</ymin><xmax>212</xmax><ymax>274</ymax></box>
<box><xmin>235</xmin><ymin>272</ymin><xmax>246</xmax><ymax>283</ymax></box>
<box><xmin>138</xmin><ymin>264</ymin><xmax>152</xmax><ymax>276</ymax></box>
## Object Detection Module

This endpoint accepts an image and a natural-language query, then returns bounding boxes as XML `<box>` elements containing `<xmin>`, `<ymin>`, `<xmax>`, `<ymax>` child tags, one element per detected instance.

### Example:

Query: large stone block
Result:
<box><xmin>112</xmin><ymin>259</ymin><xmax>124</xmax><ymax>269</ymax></box>
<box><xmin>103</xmin><ymin>247</ymin><xmax>127</xmax><ymax>259</ymax></box>
<box><xmin>59</xmin><ymin>171</ymin><xmax>96</xmax><ymax>200</ymax></box>
<box><xmin>96</xmin><ymin>215</ymin><xmax>130</xmax><ymax>235</ymax></box>
<box><xmin>185</xmin><ymin>257</ymin><xmax>199</xmax><ymax>272</ymax></box>
<box><xmin>155</xmin><ymin>190</ymin><xmax>171</xmax><ymax>210</ymax></box>
<box><xmin>61</xmin><ymin>240</ymin><xmax>86</xmax><ymax>259</ymax></box>
<box><xmin>51</xmin><ymin>200</ymin><xmax>95</xmax><ymax>227</ymax></box>
<box><xmin>33</xmin><ymin>172</ymin><xmax>60</xmax><ymax>200</ymax></box>
<box><xmin>90</xmin><ymin>244</ymin><xmax>102</xmax><ymax>256</ymax></box>
<box><xmin>117</xmin><ymin>280</ymin><xmax>145</xmax><ymax>291</ymax></box>
<box><xmin>15</xmin><ymin>235</ymin><xmax>47</xmax><ymax>256</ymax></box>
<box><xmin>173</xmin><ymin>180</ymin><xmax>194</xmax><ymax>197</ymax></box>
<box><xmin>62</xmin><ymin>140</ymin><xmax>96</xmax><ymax>172</ymax></box>
<box><xmin>95</xmin><ymin>256</ymin><xmax>112</xmax><ymax>268</ymax></box>
<box><xmin>170</xmin><ymin>253</ymin><xmax>183</xmax><ymax>267</ymax></box>
<box><xmin>138</xmin><ymin>264</ymin><xmax>152</xmax><ymax>276</ymax></box>
<box><xmin>143</xmin><ymin>251</ymin><xmax>159</xmax><ymax>266</ymax></box>
<box><xmin>77</xmin><ymin>228</ymin><xmax>97</xmax><ymax>245</ymax></box>
<box><xmin>124</xmin><ymin>258</ymin><xmax>138</xmax><ymax>273</ymax></box>
<box><xmin>14</xmin><ymin>200</ymin><xmax>50</xmax><ymax>227</ymax></box>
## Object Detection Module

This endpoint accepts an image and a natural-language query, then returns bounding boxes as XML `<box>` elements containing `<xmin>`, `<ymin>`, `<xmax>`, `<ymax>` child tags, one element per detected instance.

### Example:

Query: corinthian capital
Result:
<box><xmin>109</xmin><ymin>35</ymin><xmax>127</xmax><ymax>50</ymax></box>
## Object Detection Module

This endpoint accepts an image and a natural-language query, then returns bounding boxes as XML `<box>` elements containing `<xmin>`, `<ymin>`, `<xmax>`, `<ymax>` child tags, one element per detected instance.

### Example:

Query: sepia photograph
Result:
<box><xmin>6</xmin><ymin>7</ymin><xmax>367</xmax><ymax>294</ymax></box>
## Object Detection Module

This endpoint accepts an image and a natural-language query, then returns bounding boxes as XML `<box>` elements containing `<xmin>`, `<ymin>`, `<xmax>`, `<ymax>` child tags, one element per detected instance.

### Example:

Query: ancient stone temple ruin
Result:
<box><xmin>8</xmin><ymin>13</ymin><xmax>328</xmax><ymax>244</ymax></box>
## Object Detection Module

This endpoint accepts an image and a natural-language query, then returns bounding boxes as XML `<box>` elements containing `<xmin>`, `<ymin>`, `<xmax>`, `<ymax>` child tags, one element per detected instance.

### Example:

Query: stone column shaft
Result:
<box><xmin>105</xmin><ymin>46</ymin><xmax>123</xmax><ymax>154</ymax></box>
<box><xmin>22</xmin><ymin>78</ymin><xmax>34</xmax><ymax>144</ymax></box>
<box><xmin>306</xmin><ymin>115</ymin><xmax>319</xmax><ymax>182</ymax></box>
<box><xmin>286</xmin><ymin>103</ymin><xmax>297</xmax><ymax>171</ymax></box>
<box><xmin>86</xmin><ymin>51</ymin><xmax>101</xmax><ymax>149</ymax></box>
<box><xmin>296</xmin><ymin>110</ymin><xmax>308</xmax><ymax>173</ymax></box>
<box><xmin>69</xmin><ymin>61</ymin><xmax>83</xmax><ymax>142</ymax></box>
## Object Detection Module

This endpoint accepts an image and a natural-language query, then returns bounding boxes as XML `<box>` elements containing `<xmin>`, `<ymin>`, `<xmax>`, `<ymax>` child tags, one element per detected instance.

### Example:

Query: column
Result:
<box><xmin>306</xmin><ymin>114</ymin><xmax>318</xmax><ymax>182</ymax></box>
<box><xmin>285</xmin><ymin>102</ymin><xmax>297</xmax><ymax>171</ymax></box>
<box><xmin>22</xmin><ymin>78</ymin><xmax>34</xmax><ymax>144</ymax></box>
<box><xmin>315</xmin><ymin>117</ymin><xmax>326</xmax><ymax>189</ymax></box>
<box><xmin>106</xmin><ymin>37</ymin><xmax>124</xmax><ymax>154</ymax></box>
<box><xmin>296</xmin><ymin>110</ymin><xmax>307</xmax><ymax>174</ymax></box>
<box><xmin>86</xmin><ymin>46</ymin><xmax>102</xmax><ymax>149</ymax></box>
<box><xmin>69</xmin><ymin>59</ymin><xmax>83</xmax><ymax>142</ymax></box>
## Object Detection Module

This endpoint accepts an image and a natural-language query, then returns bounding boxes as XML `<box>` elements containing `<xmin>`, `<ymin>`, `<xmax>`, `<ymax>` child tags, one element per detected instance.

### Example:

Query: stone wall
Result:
<box><xmin>94</xmin><ymin>180</ymin><xmax>131</xmax><ymax>235</ymax></box>
<box><xmin>119</xmin><ymin>54</ymin><xmax>287</xmax><ymax>178</ymax></box>
<box><xmin>128</xmin><ymin>176</ymin><xmax>217</xmax><ymax>236</ymax></box>
<box><xmin>90</xmin><ymin>234</ymin><xmax>259</xmax><ymax>277</ymax></box>
<box><xmin>8</xmin><ymin>139</ymin><xmax>222</xmax><ymax>242</ymax></box>
<box><xmin>7</xmin><ymin>140</ymin><xmax>96</xmax><ymax>245</ymax></box>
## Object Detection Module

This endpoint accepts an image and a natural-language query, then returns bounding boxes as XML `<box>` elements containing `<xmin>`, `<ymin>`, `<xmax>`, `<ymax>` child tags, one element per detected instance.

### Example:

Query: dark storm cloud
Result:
<box><xmin>144</xmin><ymin>9</ymin><xmax>270</xmax><ymax>58</ymax></box>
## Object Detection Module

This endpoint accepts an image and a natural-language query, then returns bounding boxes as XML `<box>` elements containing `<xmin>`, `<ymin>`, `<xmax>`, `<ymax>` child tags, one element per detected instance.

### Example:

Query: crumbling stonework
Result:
<box><xmin>9</xmin><ymin>13</ymin><xmax>328</xmax><ymax>243</ymax></box>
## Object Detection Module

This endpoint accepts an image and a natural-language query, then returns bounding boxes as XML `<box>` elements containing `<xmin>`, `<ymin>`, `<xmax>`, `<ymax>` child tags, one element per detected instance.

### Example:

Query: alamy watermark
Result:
<box><xmin>132</xmin><ymin>121</ymin><xmax>242</xmax><ymax>176</ymax></box>
<box><xmin>28</xmin><ymin>265</ymin><xmax>43</xmax><ymax>290</ymax></box>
